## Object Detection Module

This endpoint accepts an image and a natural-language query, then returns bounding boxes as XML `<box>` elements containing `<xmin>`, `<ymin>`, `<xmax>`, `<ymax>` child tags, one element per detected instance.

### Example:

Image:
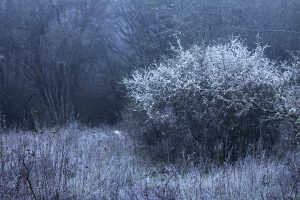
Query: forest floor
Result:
<box><xmin>0</xmin><ymin>123</ymin><xmax>299</xmax><ymax>200</ymax></box>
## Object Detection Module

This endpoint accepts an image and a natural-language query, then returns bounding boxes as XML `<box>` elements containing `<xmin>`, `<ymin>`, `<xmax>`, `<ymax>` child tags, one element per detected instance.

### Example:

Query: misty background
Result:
<box><xmin>1</xmin><ymin>0</ymin><xmax>299</xmax><ymax>129</ymax></box>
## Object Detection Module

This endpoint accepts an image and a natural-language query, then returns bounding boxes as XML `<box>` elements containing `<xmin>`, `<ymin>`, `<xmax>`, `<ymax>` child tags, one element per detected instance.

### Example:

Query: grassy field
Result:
<box><xmin>0</xmin><ymin>123</ymin><xmax>299</xmax><ymax>200</ymax></box>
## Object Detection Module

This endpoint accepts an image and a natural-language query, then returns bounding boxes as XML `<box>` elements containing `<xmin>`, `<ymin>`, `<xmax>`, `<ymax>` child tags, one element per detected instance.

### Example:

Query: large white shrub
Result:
<box><xmin>125</xmin><ymin>39</ymin><xmax>283</xmax><ymax>119</ymax></box>
<box><xmin>124</xmin><ymin>38</ymin><xmax>299</xmax><ymax>160</ymax></box>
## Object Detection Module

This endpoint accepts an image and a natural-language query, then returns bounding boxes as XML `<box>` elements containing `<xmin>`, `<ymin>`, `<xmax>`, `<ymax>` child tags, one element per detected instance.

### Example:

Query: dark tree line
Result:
<box><xmin>0</xmin><ymin>0</ymin><xmax>299</xmax><ymax>129</ymax></box>
<box><xmin>0</xmin><ymin>0</ymin><xmax>126</xmax><ymax>128</ymax></box>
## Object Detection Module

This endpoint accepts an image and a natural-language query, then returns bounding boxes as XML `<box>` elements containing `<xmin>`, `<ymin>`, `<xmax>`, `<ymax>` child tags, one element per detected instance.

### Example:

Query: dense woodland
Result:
<box><xmin>0</xmin><ymin>0</ymin><xmax>299</xmax><ymax>199</ymax></box>
<box><xmin>1</xmin><ymin>0</ymin><xmax>300</xmax><ymax>128</ymax></box>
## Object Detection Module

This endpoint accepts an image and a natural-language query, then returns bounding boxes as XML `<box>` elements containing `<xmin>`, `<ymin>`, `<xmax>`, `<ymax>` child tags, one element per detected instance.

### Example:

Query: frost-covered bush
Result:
<box><xmin>282</xmin><ymin>54</ymin><xmax>300</xmax><ymax>146</ymax></box>
<box><xmin>124</xmin><ymin>38</ymin><xmax>297</xmax><ymax>162</ymax></box>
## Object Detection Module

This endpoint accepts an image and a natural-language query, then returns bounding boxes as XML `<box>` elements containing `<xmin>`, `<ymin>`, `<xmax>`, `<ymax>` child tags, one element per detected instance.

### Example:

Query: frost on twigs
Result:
<box><xmin>124</xmin><ymin>38</ymin><xmax>286</xmax><ymax>121</ymax></box>
<box><xmin>123</xmin><ymin>38</ymin><xmax>300</xmax><ymax>159</ymax></box>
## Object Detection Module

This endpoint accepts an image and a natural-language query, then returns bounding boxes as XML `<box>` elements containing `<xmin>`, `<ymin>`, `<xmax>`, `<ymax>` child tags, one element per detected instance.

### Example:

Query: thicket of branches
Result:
<box><xmin>124</xmin><ymin>38</ymin><xmax>300</xmax><ymax>162</ymax></box>
<box><xmin>0</xmin><ymin>0</ymin><xmax>126</xmax><ymax>128</ymax></box>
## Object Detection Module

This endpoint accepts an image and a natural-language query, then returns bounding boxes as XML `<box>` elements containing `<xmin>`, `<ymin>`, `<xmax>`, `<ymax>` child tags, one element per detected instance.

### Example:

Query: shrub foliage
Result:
<box><xmin>124</xmin><ymin>39</ymin><xmax>300</xmax><ymax>162</ymax></box>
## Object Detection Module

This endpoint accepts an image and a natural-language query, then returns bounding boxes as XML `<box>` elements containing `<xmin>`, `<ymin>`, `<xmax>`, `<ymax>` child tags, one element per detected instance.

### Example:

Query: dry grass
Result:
<box><xmin>0</xmin><ymin>123</ymin><xmax>299</xmax><ymax>199</ymax></box>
